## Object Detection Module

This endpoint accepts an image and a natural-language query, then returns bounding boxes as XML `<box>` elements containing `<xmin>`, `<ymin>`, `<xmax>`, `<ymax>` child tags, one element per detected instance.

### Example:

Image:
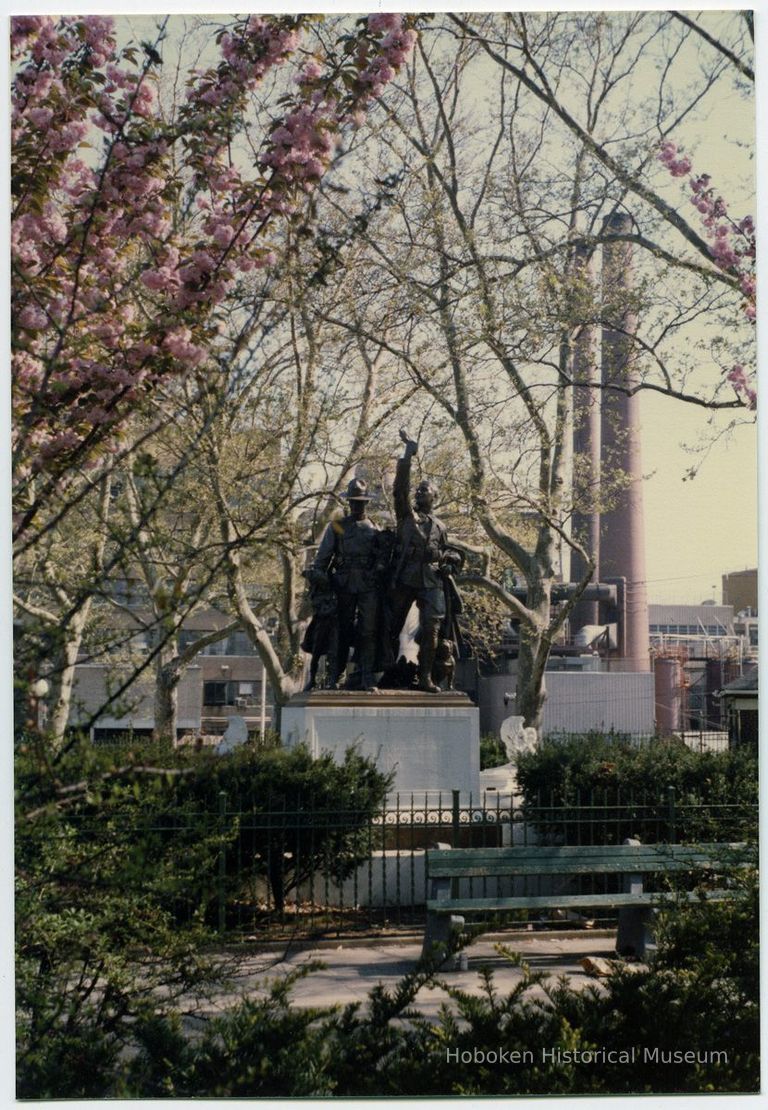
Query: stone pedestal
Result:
<box><xmin>280</xmin><ymin>689</ymin><xmax>480</xmax><ymax>797</ymax></box>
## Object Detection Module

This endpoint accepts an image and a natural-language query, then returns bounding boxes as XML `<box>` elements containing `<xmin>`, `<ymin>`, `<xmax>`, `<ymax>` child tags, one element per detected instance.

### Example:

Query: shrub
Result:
<box><xmin>15</xmin><ymin>734</ymin><xmax>391</xmax><ymax>1096</ymax></box>
<box><xmin>171</xmin><ymin>743</ymin><xmax>393</xmax><ymax>914</ymax></box>
<box><xmin>20</xmin><ymin>751</ymin><xmax>758</xmax><ymax>1100</ymax></box>
<box><xmin>35</xmin><ymin>737</ymin><xmax>394</xmax><ymax>922</ymax></box>
<box><xmin>123</xmin><ymin>966</ymin><xmax>336</xmax><ymax>1098</ymax></box>
<box><xmin>15</xmin><ymin>736</ymin><xmax>223</xmax><ymax>1098</ymax></box>
<box><xmin>480</xmin><ymin>733</ymin><xmax>508</xmax><ymax>769</ymax></box>
<box><xmin>514</xmin><ymin>732</ymin><xmax>757</xmax><ymax>843</ymax></box>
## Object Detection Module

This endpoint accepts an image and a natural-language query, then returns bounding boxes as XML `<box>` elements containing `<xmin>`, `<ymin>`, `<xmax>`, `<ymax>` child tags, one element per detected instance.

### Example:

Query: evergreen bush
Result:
<box><xmin>15</xmin><ymin>735</ymin><xmax>391</xmax><ymax>1095</ymax></box>
<box><xmin>170</xmin><ymin>743</ymin><xmax>393</xmax><ymax>915</ymax></box>
<box><xmin>514</xmin><ymin>733</ymin><xmax>757</xmax><ymax>843</ymax></box>
<box><xmin>480</xmin><ymin>733</ymin><xmax>508</xmax><ymax>769</ymax></box>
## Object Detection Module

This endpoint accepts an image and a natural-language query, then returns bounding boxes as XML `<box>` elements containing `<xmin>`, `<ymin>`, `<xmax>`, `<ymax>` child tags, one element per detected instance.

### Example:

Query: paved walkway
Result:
<box><xmin>185</xmin><ymin>931</ymin><xmax>621</xmax><ymax>1024</ymax></box>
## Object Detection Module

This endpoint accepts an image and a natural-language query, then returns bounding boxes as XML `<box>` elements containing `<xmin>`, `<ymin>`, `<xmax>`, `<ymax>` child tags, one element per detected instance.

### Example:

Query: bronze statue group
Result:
<box><xmin>302</xmin><ymin>430</ymin><xmax>463</xmax><ymax>694</ymax></box>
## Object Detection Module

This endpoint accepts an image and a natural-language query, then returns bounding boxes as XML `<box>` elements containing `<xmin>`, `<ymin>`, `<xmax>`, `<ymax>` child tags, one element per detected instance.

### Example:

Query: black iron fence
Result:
<box><xmin>61</xmin><ymin>787</ymin><xmax>756</xmax><ymax>939</ymax></box>
<box><xmin>540</xmin><ymin>729</ymin><xmax>730</xmax><ymax>753</ymax></box>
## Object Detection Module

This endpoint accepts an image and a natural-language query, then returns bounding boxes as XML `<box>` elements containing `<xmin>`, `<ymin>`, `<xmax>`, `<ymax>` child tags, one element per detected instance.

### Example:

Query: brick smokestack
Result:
<box><xmin>599</xmin><ymin>212</ymin><xmax>650</xmax><ymax>672</ymax></box>
<box><xmin>569</xmin><ymin>240</ymin><xmax>601</xmax><ymax>630</ymax></box>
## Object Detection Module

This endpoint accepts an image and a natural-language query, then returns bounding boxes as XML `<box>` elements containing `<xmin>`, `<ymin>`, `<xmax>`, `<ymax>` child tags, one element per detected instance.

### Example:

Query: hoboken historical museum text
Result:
<box><xmin>445</xmin><ymin>1046</ymin><xmax>729</xmax><ymax>1067</ymax></box>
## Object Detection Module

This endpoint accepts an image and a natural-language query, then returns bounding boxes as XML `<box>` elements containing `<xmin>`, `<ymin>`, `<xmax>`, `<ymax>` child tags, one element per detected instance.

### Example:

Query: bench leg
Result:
<box><xmin>616</xmin><ymin>839</ymin><xmax>655</xmax><ymax>960</ymax></box>
<box><xmin>616</xmin><ymin>905</ymin><xmax>654</xmax><ymax>959</ymax></box>
<box><xmin>421</xmin><ymin>874</ymin><xmax>465</xmax><ymax>963</ymax></box>
<box><xmin>421</xmin><ymin>912</ymin><xmax>466</xmax><ymax>963</ymax></box>
<box><xmin>616</xmin><ymin>862</ymin><xmax>654</xmax><ymax>959</ymax></box>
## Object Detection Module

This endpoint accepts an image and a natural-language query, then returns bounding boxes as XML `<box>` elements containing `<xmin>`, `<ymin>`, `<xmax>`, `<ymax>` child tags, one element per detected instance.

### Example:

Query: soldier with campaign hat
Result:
<box><xmin>312</xmin><ymin>475</ymin><xmax>380</xmax><ymax>688</ymax></box>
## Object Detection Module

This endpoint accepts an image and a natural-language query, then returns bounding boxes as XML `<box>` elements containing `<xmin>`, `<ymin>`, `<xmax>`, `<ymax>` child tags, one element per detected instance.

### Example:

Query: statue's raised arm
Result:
<box><xmin>399</xmin><ymin>427</ymin><xmax>418</xmax><ymax>456</ymax></box>
<box><xmin>394</xmin><ymin>428</ymin><xmax>418</xmax><ymax>522</ymax></box>
<box><xmin>389</xmin><ymin>429</ymin><xmax>449</xmax><ymax>692</ymax></box>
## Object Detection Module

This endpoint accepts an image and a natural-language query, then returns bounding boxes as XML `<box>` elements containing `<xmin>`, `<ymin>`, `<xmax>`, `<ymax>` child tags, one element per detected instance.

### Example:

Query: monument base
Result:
<box><xmin>280</xmin><ymin>689</ymin><xmax>480</xmax><ymax>798</ymax></box>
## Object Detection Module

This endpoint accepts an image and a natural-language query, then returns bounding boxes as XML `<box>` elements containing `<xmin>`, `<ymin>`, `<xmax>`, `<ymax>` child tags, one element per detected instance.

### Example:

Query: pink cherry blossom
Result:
<box><xmin>727</xmin><ymin>365</ymin><xmax>757</xmax><ymax>408</ymax></box>
<box><xmin>140</xmin><ymin>269</ymin><xmax>173</xmax><ymax>292</ymax></box>
<box><xmin>659</xmin><ymin>143</ymin><xmax>755</xmax><ymax>409</ymax></box>
<box><xmin>368</xmin><ymin>14</ymin><xmax>403</xmax><ymax>34</ymax></box>
<box><xmin>27</xmin><ymin>107</ymin><xmax>54</xmax><ymax>129</ymax></box>
<box><xmin>17</xmin><ymin>304</ymin><xmax>48</xmax><ymax>330</ymax></box>
<box><xmin>11</xmin><ymin>12</ymin><xmax>421</xmax><ymax>483</ymax></box>
<box><xmin>162</xmin><ymin>327</ymin><xmax>206</xmax><ymax>366</ymax></box>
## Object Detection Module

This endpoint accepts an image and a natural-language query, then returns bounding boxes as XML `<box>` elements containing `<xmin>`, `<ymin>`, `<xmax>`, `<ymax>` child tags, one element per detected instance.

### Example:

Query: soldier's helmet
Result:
<box><xmin>343</xmin><ymin>477</ymin><xmax>372</xmax><ymax>501</ymax></box>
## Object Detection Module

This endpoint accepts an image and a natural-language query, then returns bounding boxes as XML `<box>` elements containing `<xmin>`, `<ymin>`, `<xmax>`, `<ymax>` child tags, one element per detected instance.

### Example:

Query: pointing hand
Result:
<box><xmin>399</xmin><ymin>427</ymin><xmax>418</xmax><ymax>455</ymax></box>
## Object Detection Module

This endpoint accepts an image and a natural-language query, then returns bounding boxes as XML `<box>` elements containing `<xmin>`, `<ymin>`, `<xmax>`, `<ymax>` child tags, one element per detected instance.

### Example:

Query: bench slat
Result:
<box><xmin>427</xmin><ymin>844</ymin><xmax>750</xmax><ymax>879</ymax></box>
<box><xmin>426</xmin><ymin>890</ymin><xmax>735</xmax><ymax>914</ymax></box>
<box><xmin>429</xmin><ymin>845</ymin><xmax>647</xmax><ymax>857</ymax></box>
<box><xmin>428</xmin><ymin>858</ymin><xmax>738</xmax><ymax>878</ymax></box>
<box><xmin>428</xmin><ymin>862</ymin><xmax>729</xmax><ymax>878</ymax></box>
<box><xmin>428</xmin><ymin>843</ymin><xmax>746</xmax><ymax>862</ymax></box>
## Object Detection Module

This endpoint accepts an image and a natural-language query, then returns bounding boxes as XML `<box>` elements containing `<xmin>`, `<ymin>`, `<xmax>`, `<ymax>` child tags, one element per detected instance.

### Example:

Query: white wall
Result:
<box><xmin>69</xmin><ymin>663</ymin><xmax>202</xmax><ymax>731</ymax></box>
<box><xmin>480</xmin><ymin>671</ymin><xmax>655</xmax><ymax>737</ymax></box>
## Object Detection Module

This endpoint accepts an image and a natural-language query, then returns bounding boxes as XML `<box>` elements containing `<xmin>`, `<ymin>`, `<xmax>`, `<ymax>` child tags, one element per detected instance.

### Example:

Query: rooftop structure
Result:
<box><xmin>722</xmin><ymin>568</ymin><xmax>757</xmax><ymax>614</ymax></box>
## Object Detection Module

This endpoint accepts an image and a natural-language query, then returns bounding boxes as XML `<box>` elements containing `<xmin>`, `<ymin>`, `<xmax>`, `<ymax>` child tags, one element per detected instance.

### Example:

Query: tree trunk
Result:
<box><xmin>48</xmin><ymin>607</ymin><xmax>90</xmax><ymax>747</ymax></box>
<box><xmin>223</xmin><ymin>544</ymin><xmax>298</xmax><ymax>707</ymax></box>
<box><xmin>151</xmin><ymin>621</ymin><xmax>241</xmax><ymax>743</ymax></box>
<box><xmin>47</xmin><ymin>475</ymin><xmax>110</xmax><ymax>747</ymax></box>
<box><xmin>516</xmin><ymin>624</ymin><xmax>548</xmax><ymax>732</ymax></box>
<box><xmin>153</xmin><ymin>654</ymin><xmax>180</xmax><ymax>743</ymax></box>
<box><xmin>267</xmin><ymin>849</ymin><xmax>286</xmax><ymax>913</ymax></box>
<box><xmin>516</xmin><ymin>569</ymin><xmax>553</xmax><ymax>733</ymax></box>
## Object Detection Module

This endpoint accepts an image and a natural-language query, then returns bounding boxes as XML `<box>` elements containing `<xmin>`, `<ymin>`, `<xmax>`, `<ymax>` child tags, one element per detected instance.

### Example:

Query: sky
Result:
<box><xmin>641</xmin><ymin>391</ymin><xmax>756</xmax><ymax>605</ymax></box>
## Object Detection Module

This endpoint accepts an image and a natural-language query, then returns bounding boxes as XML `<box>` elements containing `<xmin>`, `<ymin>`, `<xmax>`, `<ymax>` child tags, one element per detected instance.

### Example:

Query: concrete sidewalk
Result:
<box><xmin>187</xmin><ymin>931</ymin><xmax>622</xmax><ymax>1023</ymax></box>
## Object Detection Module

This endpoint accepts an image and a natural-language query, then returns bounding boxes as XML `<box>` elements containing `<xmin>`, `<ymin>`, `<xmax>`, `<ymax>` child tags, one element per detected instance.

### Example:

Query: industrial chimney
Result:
<box><xmin>599</xmin><ymin>212</ymin><xmax>650</xmax><ymax>672</ymax></box>
<box><xmin>569</xmin><ymin>240</ymin><xmax>601</xmax><ymax>631</ymax></box>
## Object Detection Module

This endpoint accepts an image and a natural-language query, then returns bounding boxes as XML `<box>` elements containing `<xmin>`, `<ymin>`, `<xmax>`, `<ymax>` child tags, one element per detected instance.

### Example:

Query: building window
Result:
<box><xmin>112</xmin><ymin>578</ymin><xmax>148</xmax><ymax>608</ymax></box>
<box><xmin>195</xmin><ymin>630</ymin><xmax>258</xmax><ymax>656</ymax></box>
<box><xmin>229</xmin><ymin>630</ymin><xmax>257</xmax><ymax>656</ymax></box>
<box><xmin>203</xmin><ymin>681</ymin><xmax>232</xmax><ymax>706</ymax></box>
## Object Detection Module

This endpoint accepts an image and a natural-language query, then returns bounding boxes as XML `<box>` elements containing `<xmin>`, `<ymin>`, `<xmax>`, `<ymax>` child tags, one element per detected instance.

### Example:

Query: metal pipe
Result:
<box><xmin>260</xmin><ymin>659</ymin><xmax>267</xmax><ymax>741</ymax></box>
<box><xmin>504</xmin><ymin>583</ymin><xmax>617</xmax><ymax>604</ymax></box>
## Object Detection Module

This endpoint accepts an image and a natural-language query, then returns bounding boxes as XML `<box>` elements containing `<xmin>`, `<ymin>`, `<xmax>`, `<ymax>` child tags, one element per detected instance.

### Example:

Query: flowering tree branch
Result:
<box><xmin>658</xmin><ymin>143</ymin><xmax>756</xmax><ymax>409</ymax></box>
<box><xmin>11</xmin><ymin>13</ymin><xmax>419</xmax><ymax>513</ymax></box>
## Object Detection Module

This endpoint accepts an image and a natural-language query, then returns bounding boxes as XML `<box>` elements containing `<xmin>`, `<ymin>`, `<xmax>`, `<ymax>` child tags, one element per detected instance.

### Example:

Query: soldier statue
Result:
<box><xmin>312</xmin><ymin>477</ymin><xmax>380</xmax><ymax>689</ymax></box>
<box><xmin>300</xmin><ymin>568</ymin><xmax>338</xmax><ymax>691</ymax></box>
<box><xmin>390</xmin><ymin>428</ymin><xmax>461</xmax><ymax>692</ymax></box>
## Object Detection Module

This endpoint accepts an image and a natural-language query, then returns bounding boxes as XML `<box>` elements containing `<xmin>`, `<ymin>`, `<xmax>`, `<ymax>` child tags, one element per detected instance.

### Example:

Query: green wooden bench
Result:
<box><xmin>422</xmin><ymin>840</ymin><xmax>751</xmax><ymax>961</ymax></box>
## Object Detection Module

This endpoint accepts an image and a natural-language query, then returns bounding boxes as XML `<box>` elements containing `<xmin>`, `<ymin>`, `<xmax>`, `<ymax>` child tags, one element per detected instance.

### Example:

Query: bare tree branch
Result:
<box><xmin>669</xmin><ymin>10</ymin><xmax>753</xmax><ymax>81</ymax></box>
